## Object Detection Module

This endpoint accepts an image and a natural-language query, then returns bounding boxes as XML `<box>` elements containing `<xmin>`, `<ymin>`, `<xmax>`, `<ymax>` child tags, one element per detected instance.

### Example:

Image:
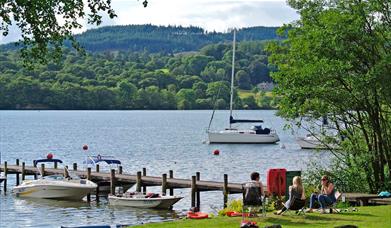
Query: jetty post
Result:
<box><xmin>223</xmin><ymin>174</ymin><xmax>228</xmax><ymax>208</ymax></box>
<box><xmin>162</xmin><ymin>173</ymin><xmax>167</xmax><ymax>195</ymax></box>
<box><xmin>41</xmin><ymin>164</ymin><xmax>45</xmax><ymax>176</ymax></box>
<box><xmin>110</xmin><ymin>169</ymin><xmax>116</xmax><ymax>195</ymax></box>
<box><xmin>15</xmin><ymin>159</ymin><xmax>20</xmax><ymax>186</ymax></box>
<box><xmin>21</xmin><ymin>162</ymin><xmax>25</xmax><ymax>181</ymax></box>
<box><xmin>196</xmin><ymin>172</ymin><xmax>201</xmax><ymax>209</ymax></box>
<box><xmin>95</xmin><ymin>164</ymin><xmax>100</xmax><ymax>201</ymax></box>
<box><xmin>33</xmin><ymin>161</ymin><xmax>37</xmax><ymax>180</ymax></box>
<box><xmin>169</xmin><ymin>170</ymin><xmax>174</xmax><ymax>196</ymax></box>
<box><xmin>142</xmin><ymin>168</ymin><xmax>147</xmax><ymax>193</ymax></box>
<box><xmin>87</xmin><ymin>167</ymin><xmax>91</xmax><ymax>202</ymax></box>
<box><xmin>191</xmin><ymin>175</ymin><xmax>196</xmax><ymax>208</ymax></box>
<box><xmin>136</xmin><ymin>171</ymin><xmax>142</xmax><ymax>192</ymax></box>
<box><xmin>3</xmin><ymin>161</ymin><xmax>7</xmax><ymax>192</ymax></box>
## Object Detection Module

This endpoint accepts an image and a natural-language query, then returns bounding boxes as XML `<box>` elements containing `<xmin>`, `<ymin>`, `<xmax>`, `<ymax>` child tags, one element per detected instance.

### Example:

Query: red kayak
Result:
<box><xmin>187</xmin><ymin>212</ymin><xmax>209</xmax><ymax>219</ymax></box>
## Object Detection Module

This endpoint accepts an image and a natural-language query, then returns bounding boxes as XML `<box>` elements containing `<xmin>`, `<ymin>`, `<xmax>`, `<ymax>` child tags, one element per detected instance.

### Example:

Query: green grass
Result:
<box><xmin>133</xmin><ymin>205</ymin><xmax>391</xmax><ymax>228</ymax></box>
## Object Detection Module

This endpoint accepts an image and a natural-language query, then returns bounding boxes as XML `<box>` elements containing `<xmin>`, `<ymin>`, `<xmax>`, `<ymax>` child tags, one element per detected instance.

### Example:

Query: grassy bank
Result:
<box><xmin>133</xmin><ymin>205</ymin><xmax>391</xmax><ymax>227</ymax></box>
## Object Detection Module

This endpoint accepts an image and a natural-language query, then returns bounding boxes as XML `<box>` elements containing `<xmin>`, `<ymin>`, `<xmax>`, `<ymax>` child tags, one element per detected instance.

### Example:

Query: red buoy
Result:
<box><xmin>213</xmin><ymin>149</ymin><xmax>220</xmax><ymax>155</ymax></box>
<box><xmin>47</xmin><ymin>153</ymin><xmax>53</xmax><ymax>159</ymax></box>
<box><xmin>83</xmin><ymin>144</ymin><xmax>89</xmax><ymax>151</ymax></box>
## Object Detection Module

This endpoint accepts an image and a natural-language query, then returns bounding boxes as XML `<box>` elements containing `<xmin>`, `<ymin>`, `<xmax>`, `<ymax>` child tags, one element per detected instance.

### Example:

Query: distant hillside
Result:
<box><xmin>1</xmin><ymin>24</ymin><xmax>280</xmax><ymax>53</ymax></box>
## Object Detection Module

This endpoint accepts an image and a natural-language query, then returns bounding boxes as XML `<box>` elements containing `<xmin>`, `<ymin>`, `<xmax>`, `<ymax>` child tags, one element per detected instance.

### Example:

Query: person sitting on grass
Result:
<box><xmin>306</xmin><ymin>175</ymin><xmax>336</xmax><ymax>213</ymax></box>
<box><xmin>275</xmin><ymin>176</ymin><xmax>306</xmax><ymax>215</ymax></box>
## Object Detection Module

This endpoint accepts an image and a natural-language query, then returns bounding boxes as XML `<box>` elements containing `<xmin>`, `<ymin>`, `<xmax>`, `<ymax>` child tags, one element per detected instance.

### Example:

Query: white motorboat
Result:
<box><xmin>13</xmin><ymin>158</ymin><xmax>97</xmax><ymax>200</ymax></box>
<box><xmin>296</xmin><ymin>134</ymin><xmax>338</xmax><ymax>149</ymax></box>
<box><xmin>108</xmin><ymin>192</ymin><xmax>183</xmax><ymax>209</ymax></box>
<box><xmin>207</xmin><ymin>29</ymin><xmax>279</xmax><ymax>144</ymax></box>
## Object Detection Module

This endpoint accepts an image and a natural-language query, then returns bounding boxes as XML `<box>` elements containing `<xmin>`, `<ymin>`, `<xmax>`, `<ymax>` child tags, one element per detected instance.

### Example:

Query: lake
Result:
<box><xmin>0</xmin><ymin>110</ymin><xmax>329</xmax><ymax>227</ymax></box>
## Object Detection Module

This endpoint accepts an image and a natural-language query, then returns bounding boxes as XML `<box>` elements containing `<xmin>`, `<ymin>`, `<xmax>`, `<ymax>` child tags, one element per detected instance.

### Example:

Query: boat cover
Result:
<box><xmin>33</xmin><ymin>159</ymin><xmax>63</xmax><ymax>166</ymax></box>
<box><xmin>230</xmin><ymin>116</ymin><xmax>263</xmax><ymax>124</ymax></box>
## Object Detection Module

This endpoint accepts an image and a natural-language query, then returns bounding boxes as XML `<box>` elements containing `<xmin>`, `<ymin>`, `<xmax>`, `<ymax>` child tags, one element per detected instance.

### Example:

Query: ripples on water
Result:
<box><xmin>0</xmin><ymin>110</ymin><xmax>330</xmax><ymax>227</ymax></box>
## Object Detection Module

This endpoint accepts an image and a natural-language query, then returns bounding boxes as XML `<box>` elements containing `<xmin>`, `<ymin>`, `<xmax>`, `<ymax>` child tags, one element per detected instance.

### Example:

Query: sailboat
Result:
<box><xmin>207</xmin><ymin>29</ymin><xmax>280</xmax><ymax>144</ymax></box>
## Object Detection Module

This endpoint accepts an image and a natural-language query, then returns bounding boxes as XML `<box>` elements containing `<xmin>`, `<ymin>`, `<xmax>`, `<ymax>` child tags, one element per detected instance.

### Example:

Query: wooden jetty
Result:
<box><xmin>0</xmin><ymin>159</ymin><xmax>245</xmax><ymax>208</ymax></box>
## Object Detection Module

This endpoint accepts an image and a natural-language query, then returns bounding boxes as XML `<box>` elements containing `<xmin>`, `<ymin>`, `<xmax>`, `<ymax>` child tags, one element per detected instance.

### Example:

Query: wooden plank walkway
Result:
<box><xmin>344</xmin><ymin>193</ymin><xmax>391</xmax><ymax>205</ymax></box>
<box><xmin>0</xmin><ymin>164</ymin><xmax>244</xmax><ymax>193</ymax></box>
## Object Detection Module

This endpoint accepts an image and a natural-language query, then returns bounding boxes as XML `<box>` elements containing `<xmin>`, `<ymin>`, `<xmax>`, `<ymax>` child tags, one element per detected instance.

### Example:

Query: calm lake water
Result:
<box><xmin>0</xmin><ymin>110</ymin><xmax>329</xmax><ymax>227</ymax></box>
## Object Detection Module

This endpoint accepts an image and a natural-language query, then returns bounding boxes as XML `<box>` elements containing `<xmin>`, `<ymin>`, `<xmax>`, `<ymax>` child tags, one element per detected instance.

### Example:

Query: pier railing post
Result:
<box><xmin>191</xmin><ymin>175</ymin><xmax>196</xmax><ymax>208</ymax></box>
<box><xmin>3</xmin><ymin>161</ymin><xmax>7</xmax><ymax>192</ymax></box>
<box><xmin>136</xmin><ymin>171</ymin><xmax>142</xmax><ymax>193</ymax></box>
<box><xmin>119</xmin><ymin>166</ymin><xmax>123</xmax><ymax>175</ymax></box>
<box><xmin>223</xmin><ymin>174</ymin><xmax>228</xmax><ymax>208</ymax></box>
<box><xmin>73</xmin><ymin>163</ymin><xmax>77</xmax><ymax>171</ymax></box>
<box><xmin>33</xmin><ymin>161</ymin><xmax>37</xmax><ymax>180</ymax></box>
<box><xmin>169</xmin><ymin>170</ymin><xmax>174</xmax><ymax>196</ymax></box>
<box><xmin>21</xmin><ymin>162</ymin><xmax>25</xmax><ymax>181</ymax></box>
<box><xmin>87</xmin><ymin>167</ymin><xmax>91</xmax><ymax>202</ymax></box>
<box><xmin>110</xmin><ymin>169</ymin><xmax>116</xmax><ymax>195</ymax></box>
<box><xmin>142</xmin><ymin>168</ymin><xmax>147</xmax><ymax>193</ymax></box>
<box><xmin>16</xmin><ymin>159</ymin><xmax>20</xmax><ymax>186</ymax></box>
<box><xmin>196</xmin><ymin>172</ymin><xmax>201</xmax><ymax>209</ymax></box>
<box><xmin>162</xmin><ymin>173</ymin><xmax>167</xmax><ymax>196</ymax></box>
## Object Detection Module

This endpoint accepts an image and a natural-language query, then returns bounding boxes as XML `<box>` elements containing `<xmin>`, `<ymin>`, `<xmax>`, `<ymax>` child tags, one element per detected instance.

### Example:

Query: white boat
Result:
<box><xmin>296</xmin><ymin>134</ymin><xmax>338</xmax><ymax>149</ymax></box>
<box><xmin>0</xmin><ymin>175</ymin><xmax>5</xmax><ymax>184</ymax></box>
<box><xmin>108</xmin><ymin>192</ymin><xmax>183</xmax><ymax>209</ymax></box>
<box><xmin>207</xmin><ymin>29</ymin><xmax>279</xmax><ymax>144</ymax></box>
<box><xmin>13</xmin><ymin>159</ymin><xmax>97</xmax><ymax>200</ymax></box>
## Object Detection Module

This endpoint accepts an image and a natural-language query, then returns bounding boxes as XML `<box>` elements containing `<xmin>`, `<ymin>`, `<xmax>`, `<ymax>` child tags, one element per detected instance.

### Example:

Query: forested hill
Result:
<box><xmin>1</xmin><ymin>25</ymin><xmax>279</xmax><ymax>53</ymax></box>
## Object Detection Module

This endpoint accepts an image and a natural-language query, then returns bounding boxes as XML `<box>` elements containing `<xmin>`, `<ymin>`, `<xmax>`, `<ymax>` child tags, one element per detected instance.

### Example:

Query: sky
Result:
<box><xmin>0</xmin><ymin>0</ymin><xmax>299</xmax><ymax>44</ymax></box>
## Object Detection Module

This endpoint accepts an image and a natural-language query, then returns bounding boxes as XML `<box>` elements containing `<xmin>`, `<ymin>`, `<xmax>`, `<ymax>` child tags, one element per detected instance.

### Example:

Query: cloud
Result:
<box><xmin>0</xmin><ymin>0</ymin><xmax>299</xmax><ymax>44</ymax></box>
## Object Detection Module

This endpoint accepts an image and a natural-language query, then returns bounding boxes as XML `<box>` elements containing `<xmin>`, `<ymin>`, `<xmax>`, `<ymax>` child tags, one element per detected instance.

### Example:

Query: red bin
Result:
<box><xmin>267</xmin><ymin>168</ymin><xmax>287</xmax><ymax>196</ymax></box>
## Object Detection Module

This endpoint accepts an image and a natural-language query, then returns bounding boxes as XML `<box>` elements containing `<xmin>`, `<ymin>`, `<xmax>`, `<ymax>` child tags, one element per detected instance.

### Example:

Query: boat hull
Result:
<box><xmin>208</xmin><ymin>131</ymin><xmax>280</xmax><ymax>144</ymax></box>
<box><xmin>108</xmin><ymin>195</ymin><xmax>183</xmax><ymax>209</ymax></box>
<box><xmin>296</xmin><ymin>136</ymin><xmax>338</xmax><ymax>149</ymax></box>
<box><xmin>13</xmin><ymin>180</ymin><xmax>97</xmax><ymax>200</ymax></box>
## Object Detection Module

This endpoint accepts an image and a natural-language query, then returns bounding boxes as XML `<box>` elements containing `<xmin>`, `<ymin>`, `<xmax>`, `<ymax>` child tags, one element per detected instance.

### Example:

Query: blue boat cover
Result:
<box><xmin>230</xmin><ymin>115</ymin><xmax>263</xmax><ymax>124</ymax></box>
<box><xmin>85</xmin><ymin>155</ymin><xmax>121</xmax><ymax>165</ymax></box>
<box><xmin>33</xmin><ymin>159</ymin><xmax>63</xmax><ymax>166</ymax></box>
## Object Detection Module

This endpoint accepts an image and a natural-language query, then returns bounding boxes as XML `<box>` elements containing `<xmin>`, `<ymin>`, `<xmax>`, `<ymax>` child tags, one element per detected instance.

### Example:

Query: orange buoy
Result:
<box><xmin>213</xmin><ymin>149</ymin><xmax>220</xmax><ymax>155</ymax></box>
<box><xmin>187</xmin><ymin>212</ymin><xmax>209</xmax><ymax>219</ymax></box>
<box><xmin>47</xmin><ymin>153</ymin><xmax>53</xmax><ymax>159</ymax></box>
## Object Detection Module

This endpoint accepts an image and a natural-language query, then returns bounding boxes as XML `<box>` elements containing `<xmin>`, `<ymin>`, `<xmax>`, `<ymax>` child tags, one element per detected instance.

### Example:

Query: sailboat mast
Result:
<box><xmin>229</xmin><ymin>29</ymin><xmax>236</xmax><ymax>129</ymax></box>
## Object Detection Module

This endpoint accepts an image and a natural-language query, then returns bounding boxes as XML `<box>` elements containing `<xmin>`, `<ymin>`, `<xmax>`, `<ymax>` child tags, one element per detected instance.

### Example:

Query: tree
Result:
<box><xmin>0</xmin><ymin>0</ymin><xmax>146</xmax><ymax>65</ymax></box>
<box><xmin>268</xmin><ymin>0</ymin><xmax>391</xmax><ymax>192</ymax></box>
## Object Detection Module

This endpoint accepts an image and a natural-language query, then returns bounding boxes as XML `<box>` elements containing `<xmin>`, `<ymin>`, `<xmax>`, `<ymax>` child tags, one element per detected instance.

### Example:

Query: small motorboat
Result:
<box><xmin>108</xmin><ymin>191</ymin><xmax>183</xmax><ymax>209</ymax></box>
<box><xmin>13</xmin><ymin>158</ymin><xmax>97</xmax><ymax>200</ymax></box>
<box><xmin>296</xmin><ymin>134</ymin><xmax>339</xmax><ymax>149</ymax></box>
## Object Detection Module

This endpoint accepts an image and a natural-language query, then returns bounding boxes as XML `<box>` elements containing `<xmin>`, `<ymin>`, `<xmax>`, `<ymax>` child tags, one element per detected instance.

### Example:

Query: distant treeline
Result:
<box><xmin>1</xmin><ymin>24</ymin><xmax>280</xmax><ymax>53</ymax></box>
<box><xmin>0</xmin><ymin>39</ymin><xmax>279</xmax><ymax>110</ymax></box>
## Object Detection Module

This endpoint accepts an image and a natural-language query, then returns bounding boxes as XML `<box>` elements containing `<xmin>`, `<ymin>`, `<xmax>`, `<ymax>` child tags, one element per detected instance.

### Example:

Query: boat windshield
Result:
<box><xmin>44</xmin><ymin>175</ymin><xmax>64</xmax><ymax>180</ymax></box>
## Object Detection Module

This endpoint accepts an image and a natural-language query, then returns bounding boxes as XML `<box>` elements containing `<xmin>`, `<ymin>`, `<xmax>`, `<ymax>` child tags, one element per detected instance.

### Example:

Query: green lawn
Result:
<box><xmin>133</xmin><ymin>205</ymin><xmax>391</xmax><ymax>228</ymax></box>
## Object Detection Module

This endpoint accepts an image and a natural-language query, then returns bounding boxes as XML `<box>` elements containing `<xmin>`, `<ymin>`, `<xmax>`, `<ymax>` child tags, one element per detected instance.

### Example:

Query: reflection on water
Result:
<box><xmin>0</xmin><ymin>110</ymin><xmax>331</xmax><ymax>227</ymax></box>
